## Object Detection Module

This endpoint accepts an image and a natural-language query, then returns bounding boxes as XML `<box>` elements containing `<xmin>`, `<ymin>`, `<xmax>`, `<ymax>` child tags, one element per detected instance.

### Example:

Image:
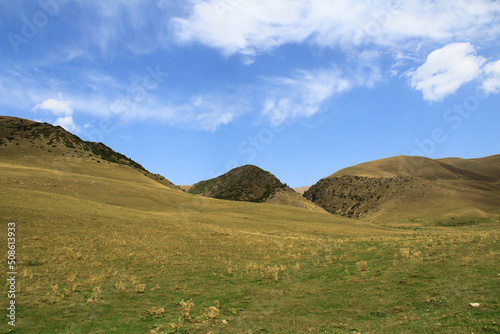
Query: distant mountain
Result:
<box><xmin>293</xmin><ymin>186</ymin><xmax>311</xmax><ymax>195</ymax></box>
<box><xmin>0</xmin><ymin>116</ymin><xmax>178</xmax><ymax>190</ymax></box>
<box><xmin>304</xmin><ymin>155</ymin><xmax>500</xmax><ymax>223</ymax></box>
<box><xmin>189</xmin><ymin>165</ymin><xmax>325</xmax><ymax>212</ymax></box>
<box><xmin>178</xmin><ymin>185</ymin><xmax>193</xmax><ymax>192</ymax></box>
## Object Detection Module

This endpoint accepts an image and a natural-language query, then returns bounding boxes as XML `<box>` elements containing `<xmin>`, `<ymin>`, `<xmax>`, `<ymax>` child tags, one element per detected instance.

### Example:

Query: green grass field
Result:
<box><xmin>1</xmin><ymin>157</ymin><xmax>499</xmax><ymax>333</ymax></box>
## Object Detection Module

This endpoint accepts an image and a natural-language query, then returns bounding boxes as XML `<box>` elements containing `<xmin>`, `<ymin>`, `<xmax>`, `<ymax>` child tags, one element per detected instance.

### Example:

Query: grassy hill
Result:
<box><xmin>304</xmin><ymin>155</ymin><xmax>500</xmax><ymax>224</ymax></box>
<box><xmin>0</xmin><ymin>116</ymin><xmax>178</xmax><ymax>190</ymax></box>
<box><xmin>189</xmin><ymin>165</ymin><xmax>325</xmax><ymax>212</ymax></box>
<box><xmin>1</xmin><ymin>116</ymin><xmax>499</xmax><ymax>333</ymax></box>
<box><xmin>331</xmin><ymin>155</ymin><xmax>496</xmax><ymax>181</ymax></box>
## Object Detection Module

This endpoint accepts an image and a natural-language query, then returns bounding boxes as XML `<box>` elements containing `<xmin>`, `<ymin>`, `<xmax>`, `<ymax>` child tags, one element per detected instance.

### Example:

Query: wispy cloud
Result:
<box><xmin>3</xmin><ymin>0</ymin><xmax>500</xmax><ymax>133</ymax></box>
<box><xmin>1</xmin><ymin>66</ymin><xmax>246</xmax><ymax>133</ymax></box>
<box><xmin>109</xmin><ymin>93</ymin><xmax>248</xmax><ymax>132</ymax></box>
<box><xmin>482</xmin><ymin>60</ymin><xmax>500</xmax><ymax>95</ymax></box>
<box><xmin>5</xmin><ymin>1</ymin><xmax>499</xmax><ymax>65</ymax></box>
<box><xmin>260</xmin><ymin>64</ymin><xmax>380</xmax><ymax>126</ymax></box>
<box><xmin>173</xmin><ymin>1</ymin><xmax>500</xmax><ymax>59</ymax></box>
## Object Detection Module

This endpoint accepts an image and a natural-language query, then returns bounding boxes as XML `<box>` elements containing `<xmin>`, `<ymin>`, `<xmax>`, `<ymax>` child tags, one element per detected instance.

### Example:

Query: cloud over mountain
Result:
<box><xmin>32</xmin><ymin>98</ymin><xmax>81</xmax><ymax>133</ymax></box>
<box><xmin>408</xmin><ymin>43</ymin><xmax>486</xmax><ymax>101</ymax></box>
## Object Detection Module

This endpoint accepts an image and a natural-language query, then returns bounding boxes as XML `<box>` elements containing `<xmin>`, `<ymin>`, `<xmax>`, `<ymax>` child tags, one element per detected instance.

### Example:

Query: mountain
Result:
<box><xmin>189</xmin><ymin>165</ymin><xmax>325</xmax><ymax>212</ymax></box>
<box><xmin>0</xmin><ymin>116</ymin><xmax>178</xmax><ymax>190</ymax></box>
<box><xmin>304</xmin><ymin>155</ymin><xmax>500</xmax><ymax>223</ymax></box>
<box><xmin>293</xmin><ymin>186</ymin><xmax>311</xmax><ymax>195</ymax></box>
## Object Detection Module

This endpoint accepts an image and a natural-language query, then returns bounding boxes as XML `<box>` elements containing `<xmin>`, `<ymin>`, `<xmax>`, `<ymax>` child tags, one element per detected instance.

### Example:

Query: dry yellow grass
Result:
<box><xmin>1</xmin><ymin>117</ymin><xmax>499</xmax><ymax>333</ymax></box>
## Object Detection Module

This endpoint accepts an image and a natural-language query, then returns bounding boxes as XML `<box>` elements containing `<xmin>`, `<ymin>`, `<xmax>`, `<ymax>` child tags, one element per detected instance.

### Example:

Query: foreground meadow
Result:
<box><xmin>1</xmin><ymin>159</ymin><xmax>499</xmax><ymax>333</ymax></box>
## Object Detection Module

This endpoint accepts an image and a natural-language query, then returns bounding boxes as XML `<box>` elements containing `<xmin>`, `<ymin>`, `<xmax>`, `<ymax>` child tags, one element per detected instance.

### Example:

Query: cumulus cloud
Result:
<box><xmin>32</xmin><ymin>99</ymin><xmax>72</xmax><ymax>116</ymax></box>
<box><xmin>32</xmin><ymin>98</ymin><xmax>81</xmax><ymax>133</ymax></box>
<box><xmin>482</xmin><ymin>60</ymin><xmax>500</xmax><ymax>95</ymax></box>
<box><xmin>408</xmin><ymin>43</ymin><xmax>486</xmax><ymax>101</ymax></box>
<box><xmin>54</xmin><ymin>116</ymin><xmax>80</xmax><ymax>133</ymax></box>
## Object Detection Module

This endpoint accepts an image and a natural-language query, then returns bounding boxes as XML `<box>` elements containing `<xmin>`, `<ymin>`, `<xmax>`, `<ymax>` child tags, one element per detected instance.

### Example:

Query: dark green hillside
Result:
<box><xmin>189</xmin><ymin>164</ymin><xmax>326</xmax><ymax>212</ymax></box>
<box><xmin>189</xmin><ymin>165</ymin><xmax>286</xmax><ymax>202</ymax></box>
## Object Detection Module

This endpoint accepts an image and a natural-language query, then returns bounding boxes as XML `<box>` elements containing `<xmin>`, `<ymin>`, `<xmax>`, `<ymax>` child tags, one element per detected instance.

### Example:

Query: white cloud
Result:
<box><xmin>137</xmin><ymin>95</ymin><xmax>246</xmax><ymax>132</ymax></box>
<box><xmin>32</xmin><ymin>98</ymin><xmax>81</xmax><ymax>133</ymax></box>
<box><xmin>173</xmin><ymin>1</ymin><xmax>500</xmax><ymax>59</ymax></box>
<box><xmin>408</xmin><ymin>43</ymin><xmax>486</xmax><ymax>101</ymax></box>
<box><xmin>6</xmin><ymin>1</ymin><xmax>500</xmax><ymax>64</ymax></box>
<box><xmin>76</xmin><ymin>1</ymin><xmax>159</xmax><ymax>57</ymax></box>
<box><xmin>32</xmin><ymin>99</ymin><xmax>73</xmax><ymax>116</ymax></box>
<box><xmin>54</xmin><ymin>115</ymin><xmax>81</xmax><ymax>133</ymax></box>
<box><xmin>261</xmin><ymin>65</ymin><xmax>380</xmax><ymax>126</ymax></box>
<box><xmin>482</xmin><ymin>60</ymin><xmax>500</xmax><ymax>95</ymax></box>
<box><xmin>262</xmin><ymin>69</ymin><xmax>349</xmax><ymax>126</ymax></box>
<box><xmin>2</xmin><ymin>66</ymin><xmax>243</xmax><ymax>132</ymax></box>
<box><xmin>5</xmin><ymin>62</ymin><xmax>380</xmax><ymax>131</ymax></box>
<box><xmin>173</xmin><ymin>0</ymin><xmax>310</xmax><ymax>57</ymax></box>
<box><xmin>103</xmin><ymin>89</ymin><xmax>247</xmax><ymax>132</ymax></box>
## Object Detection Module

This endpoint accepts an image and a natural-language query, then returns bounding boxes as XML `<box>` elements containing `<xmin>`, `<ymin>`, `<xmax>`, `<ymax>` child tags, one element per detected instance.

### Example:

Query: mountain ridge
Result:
<box><xmin>305</xmin><ymin>154</ymin><xmax>500</xmax><ymax>223</ymax></box>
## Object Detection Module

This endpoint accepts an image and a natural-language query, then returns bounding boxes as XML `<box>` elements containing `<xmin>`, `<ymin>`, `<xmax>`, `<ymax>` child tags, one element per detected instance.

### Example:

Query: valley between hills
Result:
<box><xmin>1</xmin><ymin>115</ymin><xmax>499</xmax><ymax>333</ymax></box>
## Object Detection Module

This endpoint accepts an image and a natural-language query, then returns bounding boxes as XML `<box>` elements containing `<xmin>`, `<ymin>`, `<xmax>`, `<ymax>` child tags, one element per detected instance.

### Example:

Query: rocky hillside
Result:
<box><xmin>0</xmin><ymin>116</ymin><xmax>178</xmax><ymax>190</ymax></box>
<box><xmin>305</xmin><ymin>155</ymin><xmax>500</xmax><ymax>222</ymax></box>
<box><xmin>189</xmin><ymin>165</ymin><xmax>325</xmax><ymax>212</ymax></box>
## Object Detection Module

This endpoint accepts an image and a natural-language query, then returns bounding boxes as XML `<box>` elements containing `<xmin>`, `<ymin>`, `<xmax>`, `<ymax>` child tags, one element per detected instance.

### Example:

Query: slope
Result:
<box><xmin>438</xmin><ymin>155</ymin><xmax>500</xmax><ymax>181</ymax></box>
<box><xmin>0</xmin><ymin>116</ymin><xmax>178</xmax><ymax>189</ymax></box>
<box><xmin>305</xmin><ymin>155</ymin><xmax>500</xmax><ymax>223</ymax></box>
<box><xmin>331</xmin><ymin>155</ymin><xmax>492</xmax><ymax>181</ymax></box>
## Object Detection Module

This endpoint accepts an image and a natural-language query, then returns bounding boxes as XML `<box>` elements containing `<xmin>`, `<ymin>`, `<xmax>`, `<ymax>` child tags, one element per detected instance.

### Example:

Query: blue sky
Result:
<box><xmin>1</xmin><ymin>0</ymin><xmax>500</xmax><ymax>187</ymax></box>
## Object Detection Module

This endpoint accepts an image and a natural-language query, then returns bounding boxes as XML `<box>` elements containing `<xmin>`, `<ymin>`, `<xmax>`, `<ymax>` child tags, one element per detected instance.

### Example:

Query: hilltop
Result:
<box><xmin>304</xmin><ymin>155</ymin><xmax>500</xmax><ymax>223</ymax></box>
<box><xmin>189</xmin><ymin>165</ymin><xmax>325</xmax><ymax>212</ymax></box>
<box><xmin>331</xmin><ymin>155</ymin><xmax>499</xmax><ymax>181</ymax></box>
<box><xmin>0</xmin><ymin>116</ymin><xmax>178</xmax><ymax>190</ymax></box>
